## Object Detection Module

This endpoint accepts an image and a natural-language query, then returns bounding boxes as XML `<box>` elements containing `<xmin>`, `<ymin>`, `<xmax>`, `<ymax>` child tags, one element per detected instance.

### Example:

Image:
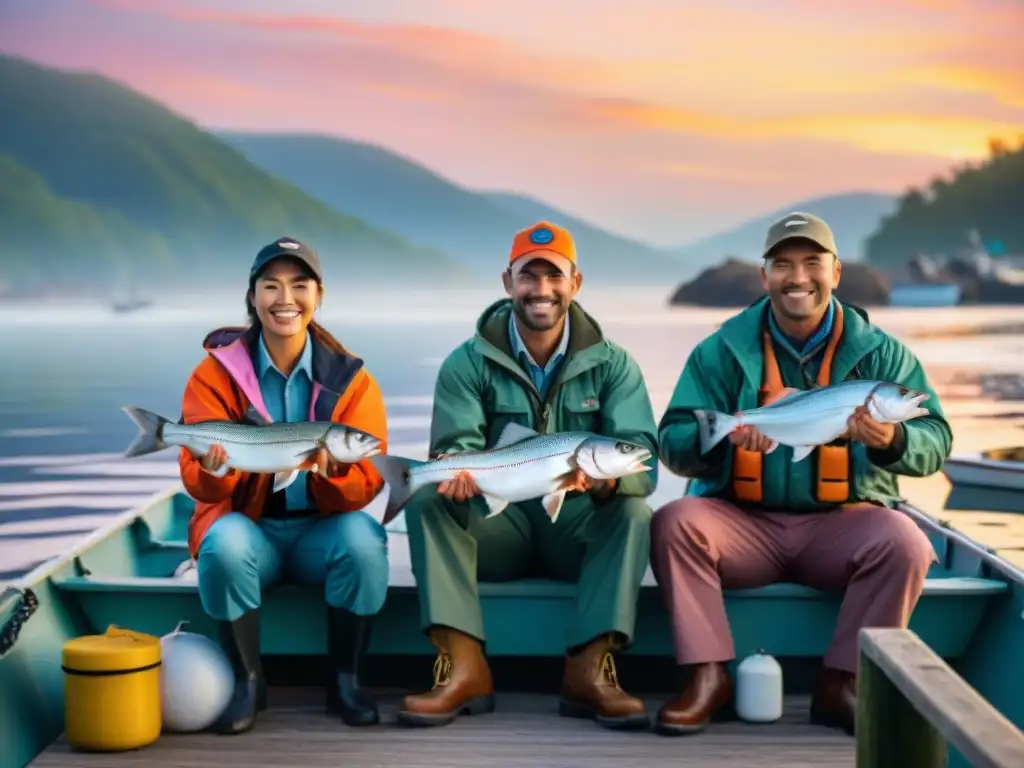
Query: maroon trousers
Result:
<box><xmin>649</xmin><ymin>497</ymin><xmax>937</xmax><ymax>673</ymax></box>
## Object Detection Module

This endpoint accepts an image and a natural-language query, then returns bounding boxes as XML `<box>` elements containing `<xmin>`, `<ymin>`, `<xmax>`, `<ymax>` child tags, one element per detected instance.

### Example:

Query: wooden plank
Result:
<box><xmin>35</xmin><ymin>692</ymin><xmax>855</xmax><ymax>768</ymax></box>
<box><xmin>857</xmin><ymin>628</ymin><xmax>1024</xmax><ymax>768</ymax></box>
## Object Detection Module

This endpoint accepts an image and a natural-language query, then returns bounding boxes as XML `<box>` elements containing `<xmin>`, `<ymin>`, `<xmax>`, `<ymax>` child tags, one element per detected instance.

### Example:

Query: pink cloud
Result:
<box><xmin>3</xmin><ymin>0</ymin><xmax>1018</xmax><ymax>242</ymax></box>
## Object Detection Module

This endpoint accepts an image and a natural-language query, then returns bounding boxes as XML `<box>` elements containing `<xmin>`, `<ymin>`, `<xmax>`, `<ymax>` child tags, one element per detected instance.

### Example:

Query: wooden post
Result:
<box><xmin>856</xmin><ymin>638</ymin><xmax>947</xmax><ymax>767</ymax></box>
<box><xmin>857</xmin><ymin>628</ymin><xmax>1024</xmax><ymax>768</ymax></box>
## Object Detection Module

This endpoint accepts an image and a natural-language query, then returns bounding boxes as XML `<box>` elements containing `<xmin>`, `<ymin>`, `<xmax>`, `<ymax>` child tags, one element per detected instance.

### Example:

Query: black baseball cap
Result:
<box><xmin>249</xmin><ymin>237</ymin><xmax>323</xmax><ymax>283</ymax></box>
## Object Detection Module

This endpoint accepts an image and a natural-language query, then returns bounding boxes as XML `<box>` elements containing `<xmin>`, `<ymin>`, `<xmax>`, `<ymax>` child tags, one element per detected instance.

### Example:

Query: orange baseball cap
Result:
<box><xmin>508</xmin><ymin>221</ymin><xmax>577</xmax><ymax>276</ymax></box>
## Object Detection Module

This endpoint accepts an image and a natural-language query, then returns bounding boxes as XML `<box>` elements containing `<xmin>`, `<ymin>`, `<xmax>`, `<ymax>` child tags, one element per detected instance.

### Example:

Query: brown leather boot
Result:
<box><xmin>558</xmin><ymin>634</ymin><xmax>650</xmax><ymax>730</ymax></box>
<box><xmin>396</xmin><ymin>627</ymin><xmax>496</xmax><ymax>727</ymax></box>
<box><xmin>809</xmin><ymin>667</ymin><xmax>856</xmax><ymax>736</ymax></box>
<box><xmin>655</xmin><ymin>662</ymin><xmax>733</xmax><ymax>735</ymax></box>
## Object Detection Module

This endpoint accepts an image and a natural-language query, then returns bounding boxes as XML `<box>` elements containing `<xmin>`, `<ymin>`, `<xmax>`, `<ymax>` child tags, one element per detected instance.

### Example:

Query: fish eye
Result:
<box><xmin>897</xmin><ymin>385</ymin><xmax>910</xmax><ymax>396</ymax></box>
<box><xmin>616</xmin><ymin>442</ymin><xmax>634</xmax><ymax>453</ymax></box>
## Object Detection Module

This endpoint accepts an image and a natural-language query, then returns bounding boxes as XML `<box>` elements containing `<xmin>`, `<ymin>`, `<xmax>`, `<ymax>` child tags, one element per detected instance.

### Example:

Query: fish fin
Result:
<box><xmin>790</xmin><ymin>444</ymin><xmax>817</xmax><ymax>463</ymax></box>
<box><xmin>242</xmin><ymin>407</ymin><xmax>272</xmax><ymax>426</ymax></box>
<box><xmin>121</xmin><ymin>406</ymin><xmax>169</xmax><ymax>458</ymax></box>
<box><xmin>369</xmin><ymin>454</ymin><xmax>426</xmax><ymax>526</ymax></box>
<box><xmin>481</xmin><ymin>494</ymin><xmax>509</xmax><ymax>518</ymax></box>
<box><xmin>692</xmin><ymin>409</ymin><xmax>740</xmax><ymax>455</ymax></box>
<box><xmin>541</xmin><ymin>490</ymin><xmax>566</xmax><ymax>523</ymax></box>
<box><xmin>764</xmin><ymin>440</ymin><xmax>779</xmax><ymax>455</ymax></box>
<box><xmin>494</xmin><ymin>422</ymin><xmax>538</xmax><ymax>448</ymax></box>
<box><xmin>206</xmin><ymin>462</ymin><xmax>232</xmax><ymax>478</ymax></box>
<box><xmin>273</xmin><ymin>469</ymin><xmax>299</xmax><ymax>492</ymax></box>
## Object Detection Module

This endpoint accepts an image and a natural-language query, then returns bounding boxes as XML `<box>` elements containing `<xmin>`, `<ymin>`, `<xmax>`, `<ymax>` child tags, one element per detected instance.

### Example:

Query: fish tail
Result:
<box><xmin>369</xmin><ymin>454</ymin><xmax>426</xmax><ymax>526</ymax></box>
<box><xmin>692</xmin><ymin>409</ymin><xmax>740</xmax><ymax>455</ymax></box>
<box><xmin>121</xmin><ymin>406</ymin><xmax>169</xmax><ymax>458</ymax></box>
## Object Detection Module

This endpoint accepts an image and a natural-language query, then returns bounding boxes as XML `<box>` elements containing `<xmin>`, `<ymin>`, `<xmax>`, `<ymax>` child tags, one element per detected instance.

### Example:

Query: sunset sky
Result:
<box><xmin>2</xmin><ymin>0</ymin><xmax>1022</xmax><ymax>244</ymax></box>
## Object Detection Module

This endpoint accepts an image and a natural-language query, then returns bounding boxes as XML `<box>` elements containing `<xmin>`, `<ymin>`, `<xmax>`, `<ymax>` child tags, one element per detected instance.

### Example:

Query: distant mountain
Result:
<box><xmin>0</xmin><ymin>54</ymin><xmax>461</xmax><ymax>297</ymax></box>
<box><xmin>0</xmin><ymin>152</ymin><xmax>174</xmax><ymax>297</ymax></box>
<box><xmin>220</xmin><ymin>132</ymin><xmax>686</xmax><ymax>284</ymax></box>
<box><xmin>670</xmin><ymin>192</ymin><xmax>897</xmax><ymax>265</ymax></box>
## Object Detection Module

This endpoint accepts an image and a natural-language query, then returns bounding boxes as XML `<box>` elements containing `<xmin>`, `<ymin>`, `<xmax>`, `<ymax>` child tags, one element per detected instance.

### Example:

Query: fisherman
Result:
<box><xmin>651</xmin><ymin>213</ymin><xmax>949</xmax><ymax>736</ymax></box>
<box><xmin>397</xmin><ymin>221</ymin><xmax>659</xmax><ymax>729</ymax></box>
<box><xmin>179</xmin><ymin>237</ymin><xmax>390</xmax><ymax>734</ymax></box>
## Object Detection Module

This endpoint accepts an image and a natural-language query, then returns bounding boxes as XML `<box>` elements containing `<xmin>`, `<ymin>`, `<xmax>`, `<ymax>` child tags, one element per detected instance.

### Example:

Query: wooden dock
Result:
<box><xmin>35</xmin><ymin>689</ymin><xmax>855</xmax><ymax>767</ymax></box>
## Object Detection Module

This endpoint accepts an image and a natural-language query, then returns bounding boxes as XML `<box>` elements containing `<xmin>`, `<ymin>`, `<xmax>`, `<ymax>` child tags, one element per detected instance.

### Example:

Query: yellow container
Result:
<box><xmin>62</xmin><ymin>625</ymin><xmax>163</xmax><ymax>752</ymax></box>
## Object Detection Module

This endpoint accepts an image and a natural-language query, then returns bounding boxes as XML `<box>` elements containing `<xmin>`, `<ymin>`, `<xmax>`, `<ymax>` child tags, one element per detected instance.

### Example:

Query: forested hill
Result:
<box><xmin>0</xmin><ymin>54</ymin><xmax>462</xmax><ymax>299</ymax></box>
<box><xmin>865</xmin><ymin>137</ymin><xmax>1024</xmax><ymax>267</ymax></box>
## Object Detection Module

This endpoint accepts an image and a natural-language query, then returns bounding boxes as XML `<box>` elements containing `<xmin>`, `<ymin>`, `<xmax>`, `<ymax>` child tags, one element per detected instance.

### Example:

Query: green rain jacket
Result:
<box><xmin>428</xmin><ymin>298</ymin><xmax>659</xmax><ymax>499</ymax></box>
<box><xmin>658</xmin><ymin>296</ymin><xmax>952</xmax><ymax>510</ymax></box>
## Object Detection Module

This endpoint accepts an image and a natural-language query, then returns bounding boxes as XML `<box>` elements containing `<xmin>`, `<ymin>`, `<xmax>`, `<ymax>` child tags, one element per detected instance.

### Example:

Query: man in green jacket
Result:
<box><xmin>651</xmin><ymin>212</ymin><xmax>949</xmax><ymax>737</ymax></box>
<box><xmin>396</xmin><ymin>221</ymin><xmax>658</xmax><ymax>730</ymax></box>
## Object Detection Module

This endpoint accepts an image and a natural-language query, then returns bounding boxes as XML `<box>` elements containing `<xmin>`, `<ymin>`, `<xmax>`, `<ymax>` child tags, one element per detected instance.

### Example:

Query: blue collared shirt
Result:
<box><xmin>508</xmin><ymin>311</ymin><xmax>570</xmax><ymax>400</ymax></box>
<box><xmin>768</xmin><ymin>296</ymin><xmax>835</xmax><ymax>359</ymax></box>
<box><xmin>257</xmin><ymin>331</ymin><xmax>313</xmax><ymax>511</ymax></box>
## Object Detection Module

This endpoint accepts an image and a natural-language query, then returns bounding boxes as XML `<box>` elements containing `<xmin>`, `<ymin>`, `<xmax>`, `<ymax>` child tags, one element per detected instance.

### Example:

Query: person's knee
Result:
<box><xmin>877</xmin><ymin>508</ymin><xmax>936</xmax><ymax>574</ymax></box>
<box><xmin>615</xmin><ymin>496</ymin><xmax>653</xmax><ymax>529</ymax></box>
<box><xmin>197</xmin><ymin>513</ymin><xmax>260</xmax><ymax>578</ymax></box>
<box><xmin>327</xmin><ymin>512</ymin><xmax>389</xmax><ymax>582</ymax></box>
<box><xmin>651</xmin><ymin>497</ymin><xmax>719</xmax><ymax>546</ymax></box>
<box><xmin>857</xmin><ymin>506</ymin><xmax>936</xmax><ymax>575</ymax></box>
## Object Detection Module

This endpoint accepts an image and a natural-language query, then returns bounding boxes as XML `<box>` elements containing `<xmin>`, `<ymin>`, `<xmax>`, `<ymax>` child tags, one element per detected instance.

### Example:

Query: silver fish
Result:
<box><xmin>121</xmin><ymin>406</ymin><xmax>383</xmax><ymax>493</ymax></box>
<box><xmin>694</xmin><ymin>379</ymin><xmax>930</xmax><ymax>462</ymax></box>
<box><xmin>370</xmin><ymin>422</ymin><xmax>653</xmax><ymax>526</ymax></box>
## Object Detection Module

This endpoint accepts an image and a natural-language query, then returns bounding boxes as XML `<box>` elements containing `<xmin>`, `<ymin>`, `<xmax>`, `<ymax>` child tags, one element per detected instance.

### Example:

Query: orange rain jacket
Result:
<box><xmin>178</xmin><ymin>323</ymin><xmax>388</xmax><ymax>557</ymax></box>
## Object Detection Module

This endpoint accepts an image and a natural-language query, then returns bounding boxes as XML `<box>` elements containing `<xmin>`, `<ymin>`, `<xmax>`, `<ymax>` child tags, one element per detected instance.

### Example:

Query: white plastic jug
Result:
<box><xmin>735</xmin><ymin>648</ymin><xmax>783</xmax><ymax>723</ymax></box>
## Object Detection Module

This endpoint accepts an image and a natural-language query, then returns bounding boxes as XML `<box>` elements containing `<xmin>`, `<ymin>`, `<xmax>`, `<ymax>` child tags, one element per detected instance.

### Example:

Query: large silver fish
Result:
<box><xmin>121</xmin><ymin>406</ymin><xmax>383</xmax><ymax>493</ymax></box>
<box><xmin>694</xmin><ymin>379</ymin><xmax>930</xmax><ymax>462</ymax></box>
<box><xmin>370</xmin><ymin>422</ymin><xmax>653</xmax><ymax>526</ymax></box>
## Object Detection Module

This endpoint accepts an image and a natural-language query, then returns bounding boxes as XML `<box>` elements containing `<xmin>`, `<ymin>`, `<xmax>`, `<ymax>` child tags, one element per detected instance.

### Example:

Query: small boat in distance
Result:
<box><xmin>943</xmin><ymin>447</ymin><xmax>1024</xmax><ymax>493</ymax></box>
<box><xmin>110</xmin><ymin>297</ymin><xmax>153</xmax><ymax>313</ymax></box>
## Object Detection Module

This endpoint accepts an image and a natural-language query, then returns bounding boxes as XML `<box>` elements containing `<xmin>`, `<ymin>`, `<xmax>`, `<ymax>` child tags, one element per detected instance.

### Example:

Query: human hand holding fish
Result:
<box><xmin>728</xmin><ymin>387</ymin><xmax>800</xmax><ymax>453</ymax></box>
<box><xmin>370</xmin><ymin>423</ymin><xmax>652</xmax><ymax>526</ymax></box>
<box><xmin>437</xmin><ymin>471</ymin><xmax>481</xmax><ymax>502</ymax></box>
<box><xmin>198</xmin><ymin>444</ymin><xmax>230</xmax><ymax>476</ymax></box>
<box><xmin>693</xmin><ymin>379</ymin><xmax>929</xmax><ymax>463</ymax></box>
<box><xmin>311</xmin><ymin>446</ymin><xmax>350</xmax><ymax>478</ymax></box>
<box><xmin>121</xmin><ymin>406</ymin><xmax>382</xmax><ymax>493</ymax></box>
<box><xmin>845</xmin><ymin>404</ymin><xmax>897</xmax><ymax>450</ymax></box>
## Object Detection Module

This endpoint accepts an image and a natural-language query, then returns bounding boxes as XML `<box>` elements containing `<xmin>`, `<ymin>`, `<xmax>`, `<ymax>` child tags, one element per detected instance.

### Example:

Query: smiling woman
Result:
<box><xmin>174</xmin><ymin>236</ymin><xmax>393</xmax><ymax>736</ymax></box>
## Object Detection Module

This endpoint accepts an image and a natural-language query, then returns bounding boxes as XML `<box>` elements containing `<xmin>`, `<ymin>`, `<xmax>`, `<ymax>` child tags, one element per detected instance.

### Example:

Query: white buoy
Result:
<box><xmin>172</xmin><ymin>559</ymin><xmax>198</xmax><ymax>581</ymax></box>
<box><xmin>159</xmin><ymin>620</ymin><xmax>234</xmax><ymax>733</ymax></box>
<box><xmin>735</xmin><ymin>649</ymin><xmax>783</xmax><ymax>723</ymax></box>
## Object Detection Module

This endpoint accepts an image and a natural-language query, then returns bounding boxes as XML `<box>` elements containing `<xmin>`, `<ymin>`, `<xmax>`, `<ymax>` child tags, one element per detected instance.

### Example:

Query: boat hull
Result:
<box><xmin>2</xmin><ymin>487</ymin><xmax>1022</xmax><ymax>768</ymax></box>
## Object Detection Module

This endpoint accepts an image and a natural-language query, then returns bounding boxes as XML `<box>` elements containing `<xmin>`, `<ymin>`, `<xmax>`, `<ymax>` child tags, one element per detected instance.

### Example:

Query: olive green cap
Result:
<box><xmin>762</xmin><ymin>212</ymin><xmax>838</xmax><ymax>259</ymax></box>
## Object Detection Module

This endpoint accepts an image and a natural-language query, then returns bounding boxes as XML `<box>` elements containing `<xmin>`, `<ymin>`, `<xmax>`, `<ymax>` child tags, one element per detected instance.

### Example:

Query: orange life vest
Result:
<box><xmin>731</xmin><ymin>304</ymin><xmax>849</xmax><ymax>505</ymax></box>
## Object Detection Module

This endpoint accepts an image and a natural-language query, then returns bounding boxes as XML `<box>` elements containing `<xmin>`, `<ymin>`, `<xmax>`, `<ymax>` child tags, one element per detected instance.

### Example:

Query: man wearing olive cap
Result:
<box><xmin>651</xmin><ymin>212</ymin><xmax>950</xmax><ymax>736</ymax></box>
<box><xmin>397</xmin><ymin>221</ymin><xmax>659</xmax><ymax>730</ymax></box>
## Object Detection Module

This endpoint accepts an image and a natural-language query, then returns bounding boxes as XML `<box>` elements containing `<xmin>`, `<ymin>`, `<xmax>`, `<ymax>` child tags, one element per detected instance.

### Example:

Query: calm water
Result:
<box><xmin>2</xmin><ymin>288</ymin><xmax>1023</xmax><ymax>580</ymax></box>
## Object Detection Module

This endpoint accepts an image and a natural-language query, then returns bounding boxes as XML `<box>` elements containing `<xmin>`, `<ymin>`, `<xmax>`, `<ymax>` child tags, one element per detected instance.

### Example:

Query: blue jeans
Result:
<box><xmin>196</xmin><ymin>511</ymin><xmax>389</xmax><ymax>622</ymax></box>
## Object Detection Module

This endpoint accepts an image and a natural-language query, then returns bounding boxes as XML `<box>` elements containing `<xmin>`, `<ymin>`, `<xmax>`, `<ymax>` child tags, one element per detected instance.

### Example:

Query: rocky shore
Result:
<box><xmin>668</xmin><ymin>258</ymin><xmax>891</xmax><ymax>307</ymax></box>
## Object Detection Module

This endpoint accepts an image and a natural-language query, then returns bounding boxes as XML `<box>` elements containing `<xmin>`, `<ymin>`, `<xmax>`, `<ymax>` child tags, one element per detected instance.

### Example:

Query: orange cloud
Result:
<box><xmin>77</xmin><ymin>0</ymin><xmax>1024</xmax><ymax>165</ymax></box>
<box><xmin>590</xmin><ymin>99</ymin><xmax>1021</xmax><ymax>159</ymax></box>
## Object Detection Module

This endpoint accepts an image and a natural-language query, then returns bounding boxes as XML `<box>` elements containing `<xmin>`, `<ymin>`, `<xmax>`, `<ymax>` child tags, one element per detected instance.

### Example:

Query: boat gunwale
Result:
<box><xmin>900</xmin><ymin>500</ymin><xmax>1024</xmax><ymax>588</ymax></box>
<box><xmin>5</xmin><ymin>482</ymin><xmax>1022</xmax><ymax>594</ymax></box>
<box><xmin>4</xmin><ymin>484</ymin><xmax>183</xmax><ymax>590</ymax></box>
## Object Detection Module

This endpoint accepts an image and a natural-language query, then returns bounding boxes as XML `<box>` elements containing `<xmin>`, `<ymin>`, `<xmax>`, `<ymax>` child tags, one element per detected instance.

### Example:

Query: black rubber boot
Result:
<box><xmin>214</xmin><ymin>609</ymin><xmax>264</xmax><ymax>735</ymax></box>
<box><xmin>325</xmin><ymin>607</ymin><xmax>379</xmax><ymax>725</ymax></box>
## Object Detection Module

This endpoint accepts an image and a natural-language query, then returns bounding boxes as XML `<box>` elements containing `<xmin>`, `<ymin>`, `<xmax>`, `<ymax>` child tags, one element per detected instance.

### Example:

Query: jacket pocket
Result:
<box><xmin>486</xmin><ymin>390</ymin><xmax>536</xmax><ymax>447</ymax></box>
<box><xmin>560</xmin><ymin>393</ymin><xmax>603</xmax><ymax>435</ymax></box>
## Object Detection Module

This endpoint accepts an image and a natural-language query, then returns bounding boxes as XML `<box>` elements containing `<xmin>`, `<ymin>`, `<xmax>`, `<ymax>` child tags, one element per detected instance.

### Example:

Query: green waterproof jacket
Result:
<box><xmin>428</xmin><ymin>298</ymin><xmax>659</xmax><ymax>499</ymax></box>
<box><xmin>658</xmin><ymin>296</ymin><xmax>952</xmax><ymax>510</ymax></box>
